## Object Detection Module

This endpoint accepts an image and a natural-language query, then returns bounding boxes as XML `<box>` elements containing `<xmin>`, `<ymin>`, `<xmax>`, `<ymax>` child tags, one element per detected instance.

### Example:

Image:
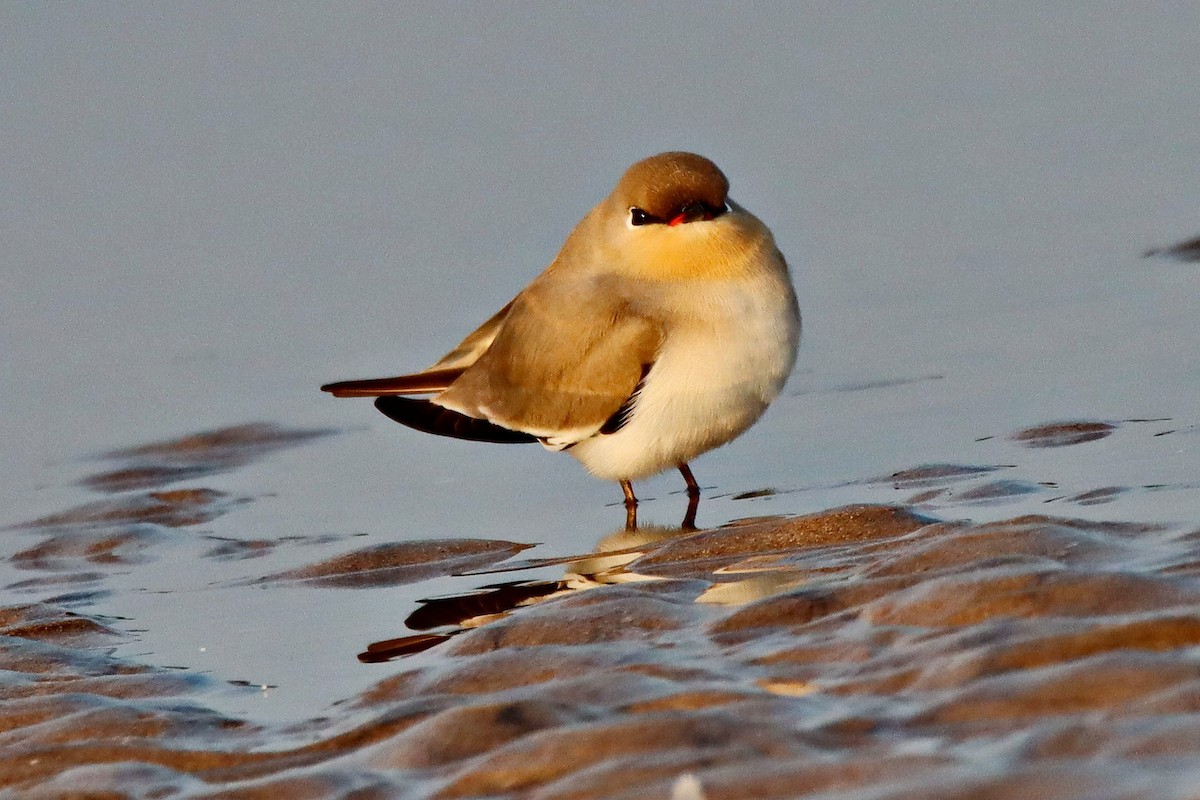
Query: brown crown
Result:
<box><xmin>614</xmin><ymin>152</ymin><xmax>730</xmax><ymax>220</ymax></box>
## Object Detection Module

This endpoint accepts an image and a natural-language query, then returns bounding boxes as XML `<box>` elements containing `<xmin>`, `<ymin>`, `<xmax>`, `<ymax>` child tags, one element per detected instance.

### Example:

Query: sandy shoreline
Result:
<box><xmin>4</xmin><ymin>426</ymin><xmax>1200</xmax><ymax>797</ymax></box>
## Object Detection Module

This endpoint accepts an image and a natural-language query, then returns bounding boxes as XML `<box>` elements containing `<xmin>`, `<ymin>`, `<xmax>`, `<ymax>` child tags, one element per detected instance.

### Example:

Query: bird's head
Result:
<box><xmin>603</xmin><ymin>152</ymin><xmax>769</xmax><ymax>281</ymax></box>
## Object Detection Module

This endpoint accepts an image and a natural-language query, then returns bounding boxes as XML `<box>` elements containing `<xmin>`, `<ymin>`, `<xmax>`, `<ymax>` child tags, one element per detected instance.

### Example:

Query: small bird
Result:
<box><xmin>323</xmin><ymin>152</ymin><xmax>800</xmax><ymax>526</ymax></box>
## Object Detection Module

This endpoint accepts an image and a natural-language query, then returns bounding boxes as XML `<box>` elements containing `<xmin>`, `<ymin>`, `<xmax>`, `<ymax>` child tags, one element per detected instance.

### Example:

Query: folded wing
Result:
<box><xmin>373</xmin><ymin>396</ymin><xmax>537</xmax><ymax>443</ymax></box>
<box><xmin>322</xmin><ymin>278</ymin><xmax>661</xmax><ymax>450</ymax></box>
<box><xmin>434</xmin><ymin>278</ymin><xmax>662</xmax><ymax>447</ymax></box>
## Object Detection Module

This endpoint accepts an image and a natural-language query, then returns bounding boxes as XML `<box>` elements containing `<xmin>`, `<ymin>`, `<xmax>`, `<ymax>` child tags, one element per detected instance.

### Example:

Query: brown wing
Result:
<box><xmin>434</xmin><ymin>276</ymin><xmax>662</xmax><ymax>443</ymax></box>
<box><xmin>426</xmin><ymin>299</ymin><xmax>515</xmax><ymax>371</ymax></box>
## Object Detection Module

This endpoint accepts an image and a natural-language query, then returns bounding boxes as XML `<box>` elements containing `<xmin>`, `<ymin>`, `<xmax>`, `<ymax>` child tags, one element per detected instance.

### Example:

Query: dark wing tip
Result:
<box><xmin>374</xmin><ymin>396</ymin><xmax>537</xmax><ymax>444</ymax></box>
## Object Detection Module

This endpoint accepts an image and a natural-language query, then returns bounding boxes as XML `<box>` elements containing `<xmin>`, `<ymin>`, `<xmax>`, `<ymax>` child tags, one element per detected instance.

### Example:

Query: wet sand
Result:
<box><xmin>4</xmin><ymin>424</ymin><xmax>1200</xmax><ymax>798</ymax></box>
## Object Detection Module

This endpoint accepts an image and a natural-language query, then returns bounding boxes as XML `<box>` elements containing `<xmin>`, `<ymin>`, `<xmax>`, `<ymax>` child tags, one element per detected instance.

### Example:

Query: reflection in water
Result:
<box><xmin>359</xmin><ymin>524</ymin><xmax>692</xmax><ymax>662</ymax></box>
<box><xmin>624</xmin><ymin>485</ymin><xmax>700</xmax><ymax>531</ymax></box>
<box><xmin>357</xmin><ymin>519</ymin><xmax>814</xmax><ymax>662</ymax></box>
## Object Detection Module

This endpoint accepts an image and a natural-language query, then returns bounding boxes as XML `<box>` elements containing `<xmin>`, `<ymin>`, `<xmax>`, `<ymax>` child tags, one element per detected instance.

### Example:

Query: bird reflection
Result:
<box><xmin>357</xmin><ymin>513</ymin><xmax>810</xmax><ymax>663</ymax></box>
<box><xmin>624</xmin><ymin>488</ymin><xmax>700</xmax><ymax>531</ymax></box>
<box><xmin>358</xmin><ymin>523</ymin><xmax>690</xmax><ymax>663</ymax></box>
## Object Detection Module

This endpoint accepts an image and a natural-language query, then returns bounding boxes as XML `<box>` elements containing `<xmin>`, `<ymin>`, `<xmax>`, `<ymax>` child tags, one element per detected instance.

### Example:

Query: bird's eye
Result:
<box><xmin>629</xmin><ymin>207</ymin><xmax>657</xmax><ymax>226</ymax></box>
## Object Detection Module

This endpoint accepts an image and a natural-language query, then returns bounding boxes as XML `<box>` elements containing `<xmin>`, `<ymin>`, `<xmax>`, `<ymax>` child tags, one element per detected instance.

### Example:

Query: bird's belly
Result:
<box><xmin>569</xmin><ymin>310</ymin><xmax>796</xmax><ymax>481</ymax></box>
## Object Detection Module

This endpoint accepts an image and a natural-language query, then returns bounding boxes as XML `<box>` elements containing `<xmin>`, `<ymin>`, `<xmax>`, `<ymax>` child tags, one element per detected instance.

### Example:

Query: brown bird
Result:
<box><xmin>323</xmin><ymin>152</ymin><xmax>800</xmax><ymax>526</ymax></box>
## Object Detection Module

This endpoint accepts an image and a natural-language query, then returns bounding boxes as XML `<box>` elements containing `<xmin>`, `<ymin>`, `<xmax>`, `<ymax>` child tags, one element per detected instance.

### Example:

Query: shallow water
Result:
<box><xmin>4</xmin><ymin>5</ymin><xmax>1200</xmax><ymax>798</ymax></box>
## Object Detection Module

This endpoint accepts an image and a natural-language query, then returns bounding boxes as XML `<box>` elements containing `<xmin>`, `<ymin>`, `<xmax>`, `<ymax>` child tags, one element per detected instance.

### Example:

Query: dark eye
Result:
<box><xmin>629</xmin><ymin>207</ymin><xmax>657</xmax><ymax>226</ymax></box>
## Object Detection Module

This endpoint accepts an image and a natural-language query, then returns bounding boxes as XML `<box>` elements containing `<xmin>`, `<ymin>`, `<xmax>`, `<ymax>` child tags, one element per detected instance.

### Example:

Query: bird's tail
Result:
<box><xmin>320</xmin><ymin>367</ymin><xmax>465</xmax><ymax>398</ymax></box>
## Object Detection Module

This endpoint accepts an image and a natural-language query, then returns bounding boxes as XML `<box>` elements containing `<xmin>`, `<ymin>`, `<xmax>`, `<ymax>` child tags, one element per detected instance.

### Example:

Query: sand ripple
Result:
<box><xmin>5</xmin><ymin>424</ymin><xmax>1200</xmax><ymax>797</ymax></box>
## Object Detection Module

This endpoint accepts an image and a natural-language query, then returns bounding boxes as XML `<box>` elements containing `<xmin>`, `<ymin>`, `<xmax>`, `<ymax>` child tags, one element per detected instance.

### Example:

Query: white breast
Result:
<box><xmin>569</xmin><ymin>271</ymin><xmax>800</xmax><ymax>481</ymax></box>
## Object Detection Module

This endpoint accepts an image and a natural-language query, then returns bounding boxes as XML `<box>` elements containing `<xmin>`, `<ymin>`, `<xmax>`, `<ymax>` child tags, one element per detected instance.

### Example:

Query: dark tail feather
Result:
<box><xmin>374</xmin><ymin>396</ymin><xmax>537</xmax><ymax>444</ymax></box>
<box><xmin>321</xmin><ymin>368</ymin><xmax>465</xmax><ymax>397</ymax></box>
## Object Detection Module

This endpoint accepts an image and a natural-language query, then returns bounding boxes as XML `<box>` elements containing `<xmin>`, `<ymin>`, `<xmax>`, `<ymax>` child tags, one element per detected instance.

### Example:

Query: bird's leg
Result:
<box><xmin>677</xmin><ymin>463</ymin><xmax>700</xmax><ymax>498</ymax></box>
<box><xmin>620</xmin><ymin>479</ymin><xmax>638</xmax><ymax>531</ymax></box>
<box><xmin>678</xmin><ymin>463</ymin><xmax>700</xmax><ymax>530</ymax></box>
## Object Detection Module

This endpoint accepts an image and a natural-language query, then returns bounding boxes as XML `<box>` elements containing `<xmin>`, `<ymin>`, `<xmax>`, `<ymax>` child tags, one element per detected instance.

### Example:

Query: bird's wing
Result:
<box><xmin>426</xmin><ymin>299</ymin><xmax>516</xmax><ymax>371</ymax></box>
<box><xmin>434</xmin><ymin>279</ymin><xmax>662</xmax><ymax>446</ymax></box>
<box><xmin>320</xmin><ymin>299</ymin><xmax>516</xmax><ymax>398</ymax></box>
<box><xmin>373</xmin><ymin>396</ymin><xmax>537</xmax><ymax>444</ymax></box>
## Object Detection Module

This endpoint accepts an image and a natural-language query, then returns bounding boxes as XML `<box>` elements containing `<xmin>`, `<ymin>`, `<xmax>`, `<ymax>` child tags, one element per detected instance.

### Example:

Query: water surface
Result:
<box><xmin>3</xmin><ymin>5</ymin><xmax>1199</xmax><ymax>797</ymax></box>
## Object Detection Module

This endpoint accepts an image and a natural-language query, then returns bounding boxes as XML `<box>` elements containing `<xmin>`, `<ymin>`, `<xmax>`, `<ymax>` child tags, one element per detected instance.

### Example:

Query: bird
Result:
<box><xmin>322</xmin><ymin>152</ymin><xmax>800</xmax><ymax>527</ymax></box>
